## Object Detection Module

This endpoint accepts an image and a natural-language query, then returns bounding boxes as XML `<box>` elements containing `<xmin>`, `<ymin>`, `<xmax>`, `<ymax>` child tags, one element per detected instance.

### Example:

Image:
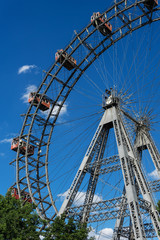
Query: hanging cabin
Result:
<box><xmin>28</xmin><ymin>92</ymin><xmax>50</xmax><ymax>111</ymax></box>
<box><xmin>91</xmin><ymin>12</ymin><xmax>112</xmax><ymax>36</ymax></box>
<box><xmin>11</xmin><ymin>137</ymin><xmax>34</xmax><ymax>156</ymax></box>
<box><xmin>10</xmin><ymin>187</ymin><xmax>32</xmax><ymax>203</ymax></box>
<box><xmin>55</xmin><ymin>49</ymin><xmax>77</xmax><ymax>70</ymax></box>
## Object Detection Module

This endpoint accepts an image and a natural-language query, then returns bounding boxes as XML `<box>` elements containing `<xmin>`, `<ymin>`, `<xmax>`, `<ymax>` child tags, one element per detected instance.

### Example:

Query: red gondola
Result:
<box><xmin>144</xmin><ymin>0</ymin><xmax>158</xmax><ymax>9</ymax></box>
<box><xmin>55</xmin><ymin>49</ymin><xmax>77</xmax><ymax>70</ymax></box>
<box><xmin>91</xmin><ymin>12</ymin><xmax>112</xmax><ymax>36</ymax></box>
<box><xmin>11</xmin><ymin>137</ymin><xmax>34</xmax><ymax>156</ymax></box>
<box><xmin>28</xmin><ymin>92</ymin><xmax>50</xmax><ymax>111</ymax></box>
<box><xmin>10</xmin><ymin>187</ymin><xmax>32</xmax><ymax>203</ymax></box>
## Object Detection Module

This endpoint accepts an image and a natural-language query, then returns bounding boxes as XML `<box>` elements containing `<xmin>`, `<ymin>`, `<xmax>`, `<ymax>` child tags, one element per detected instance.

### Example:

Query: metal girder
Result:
<box><xmin>68</xmin><ymin>208</ymin><xmax>130</xmax><ymax>223</ymax></box>
<box><xmin>98</xmin><ymin>164</ymin><xmax>121</xmax><ymax>174</ymax></box>
<box><xmin>67</xmin><ymin>197</ymin><xmax>151</xmax><ymax>223</ymax></box>
<box><xmin>82</xmin><ymin>129</ymin><xmax>109</xmax><ymax>222</ymax></box>
<box><xmin>113</xmin><ymin>226</ymin><xmax>133</xmax><ymax>239</ymax></box>
<box><xmin>76</xmin><ymin>209</ymin><xmax>130</xmax><ymax>223</ymax></box>
<box><xmin>112</xmin><ymin>111</ymin><xmax>160</xmax><ymax>239</ymax></box>
<box><xmin>85</xmin><ymin>161</ymin><xmax>121</xmax><ymax>175</ymax></box>
<box><xmin>25</xmin><ymin>114</ymin><xmax>52</xmax><ymax>127</ymax></box>
<box><xmin>58</xmin><ymin>124</ymin><xmax>105</xmax><ymax>215</ymax></box>
<box><xmin>149</xmin><ymin>179</ymin><xmax>160</xmax><ymax>192</ymax></box>
<box><xmin>85</xmin><ymin>155</ymin><xmax>120</xmax><ymax>169</ymax></box>
<box><xmin>67</xmin><ymin>196</ymin><xmax>126</xmax><ymax>214</ymax></box>
<box><xmin>137</xmin><ymin>3</ymin><xmax>152</xmax><ymax>21</ymax></box>
<box><xmin>116</xmin><ymin>4</ymin><xmax>132</xmax><ymax>30</ymax></box>
<box><xmin>144</xmin><ymin>223</ymin><xmax>157</xmax><ymax>238</ymax></box>
<box><xmin>112</xmin><ymin>108</ymin><xmax>146</xmax><ymax>239</ymax></box>
<box><xmin>74</xmin><ymin>30</ymin><xmax>98</xmax><ymax>57</ymax></box>
<box><xmin>21</xmin><ymin>134</ymin><xmax>47</xmax><ymax>146</ymax></box>
<box><xmin>135</xmin><ymin>127</ymin><xmax>160</xmax><ymax>177</ymax></box>
<box><xmin>113</xmin><ymin>108</ymin><xmax>160</xmax><ymax>239</ymax></box>
<box><xmin>114</xmin><ymin>223</ymin><xmax>157</xmax><ymax>239</ymax></box>
<box><xmin>113</xmin><ymin>111</ymin><xmax>160</xmax><ymax>239</ymax></box>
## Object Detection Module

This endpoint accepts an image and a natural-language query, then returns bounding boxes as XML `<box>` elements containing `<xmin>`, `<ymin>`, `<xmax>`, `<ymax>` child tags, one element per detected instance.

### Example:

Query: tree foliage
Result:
<box><xmin>43</xmin><ymin>215</ymin><xmax>95</xmax><ymax>240</ymax></box>
<box><xmin>0</xmin><ymin>191</ymin><xmax>94</xmax><ymax>240</ymax></box>
<box><xmin>0</xmin><ymin>191</ymin><xmax>43</xmax><ymax>240</ymax></box>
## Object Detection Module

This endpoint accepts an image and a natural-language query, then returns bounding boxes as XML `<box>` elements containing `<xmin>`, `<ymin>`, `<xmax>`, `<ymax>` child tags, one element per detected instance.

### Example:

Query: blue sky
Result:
<box><xmin>1</xmin><ymin>0</ymin><xmax>160</xmax><ymax>238</ymax></box>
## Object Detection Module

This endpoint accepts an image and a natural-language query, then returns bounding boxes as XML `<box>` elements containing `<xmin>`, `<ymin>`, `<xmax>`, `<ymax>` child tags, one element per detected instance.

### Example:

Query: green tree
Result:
<box><xmin>43</xmin><ymin>215</ymin><xmax>95</xmax><ymax>240</ymax></box>
<box><xmin>0</xmin><ymin>191</ymin><xmax>95</xmax><ymax>240</ymax></box>
<box><xmin>0</xmin><ymin>191</ymin><xmax>43</xmax><ymax>240</ymax></box>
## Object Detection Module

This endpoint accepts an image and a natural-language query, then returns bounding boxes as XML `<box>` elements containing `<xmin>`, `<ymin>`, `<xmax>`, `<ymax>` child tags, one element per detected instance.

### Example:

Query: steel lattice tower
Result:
<box><xmin>58</xmin><ymin>90</ymin><xmax>160</xmax><ymax>239</ymax></box>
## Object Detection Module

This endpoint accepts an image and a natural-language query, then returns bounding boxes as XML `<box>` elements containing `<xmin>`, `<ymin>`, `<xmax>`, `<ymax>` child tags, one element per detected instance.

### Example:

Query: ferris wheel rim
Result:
<box><xmin>13</xmin><ymin>0</ymin><xmax>160</xmax><ymax>221</ymax></box>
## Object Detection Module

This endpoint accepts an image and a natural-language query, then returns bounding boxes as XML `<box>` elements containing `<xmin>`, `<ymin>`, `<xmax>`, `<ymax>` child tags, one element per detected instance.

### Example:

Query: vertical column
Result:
<box><xmin>58</xmin><ymin>123</ymin><xmax>105</xmax><ymax>216</ymax></box>
<box><xmin>145</xmin><ymin>132</ymin><xmax>160</xmax><ymax>177</ymax></box>
<box><xmin>112</xmin><ymin>190</ymin><xmax>127</xmax><ymax>240</ymax></box>
<box><xmin>119</xmin><ymin>114</ymin><xmax>160</xmax><ymax>239</ymax></box>
<box><xmin>82</xmin><ymin>128</ymin><xmax>109</xmax><ymax>222</ymax></box>
<box><xmin>112</xmin><ymin>107</ymin><xmax>146</xmax><ymax>240</ymax></box>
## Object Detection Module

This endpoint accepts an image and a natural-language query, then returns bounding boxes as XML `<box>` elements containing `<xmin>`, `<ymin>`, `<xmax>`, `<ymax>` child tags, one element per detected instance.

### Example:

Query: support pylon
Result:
<box><xmin>135</xmin><ymin>121</ymin><xmax>160</xmax><ymax>178</ymax></box>
<box><xmin>58</xmin><ymin>90</ymin><xmax>160</xmax><ymax>239</ymax></box>
<box><xmin>113</xmin><ymin>112</ymin><xmax>160</xmax><ymax>239</ymax></box>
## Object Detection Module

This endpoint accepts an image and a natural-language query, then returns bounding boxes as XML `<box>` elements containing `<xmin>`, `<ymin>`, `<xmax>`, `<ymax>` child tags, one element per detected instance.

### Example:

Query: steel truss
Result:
<box><xmin>11</xmin><ymin>0</ymin><xmax>160</xmax><ymax>238</ymax></box>
<box><xmin>58</xmin><ymin>93</ymin><xmax>160</xmax><ymax>239</ymax></box>
<box><xmin>113</xmin><ymin>110</ymin><xmax>160</xmax><ymax>239</ymax></box>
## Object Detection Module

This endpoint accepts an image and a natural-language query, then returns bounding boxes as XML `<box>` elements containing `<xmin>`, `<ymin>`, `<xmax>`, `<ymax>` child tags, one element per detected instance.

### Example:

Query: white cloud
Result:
<box><xmin>58</xmin><ymin>190</ymin><xmax>102</xmax><ymax>206</ymax></box>
<box><xmin>89</xmin><ymin>228</ymin><xmax>113</xmax><ymax>240</ymax></box>
<box><xmin>51</xmin><ymin>102</ymin><xmax>67</xmax><ymax>117</ymax></box>
<box><xmin>148</xmin><ymin>169</ymin><xmax>160</xmax><ymax>180</ymax></box>
<box><xmin>21</xmin><ymin>85</ymin><xmax>37</xmax><ymax>103</ymax></box>
<box><xmin>0</xmin><ymin>138</ymin><xmax>13</xmax><ymax>144</ymax></box>
<box><xmin>18</xmin><ymin>65</ymin><xmax>37</xmax><ymax>74</ymax></box>
<box><xmin>41</xmin><ymin>101</ymin><xmax>68</xmax><ymax>119</ymax></box>
<box><xmin>89</xmin><ymin>227</ymin><xmax>128</xmax><ymax>240</ymax></box>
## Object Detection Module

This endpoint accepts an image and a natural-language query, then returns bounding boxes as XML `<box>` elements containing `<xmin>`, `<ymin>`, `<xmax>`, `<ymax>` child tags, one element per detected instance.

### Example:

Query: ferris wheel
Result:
<box><xmin>10</xmin><ymin>0</ymin><xmax>160</xmax><ymax>239</ymax></box>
